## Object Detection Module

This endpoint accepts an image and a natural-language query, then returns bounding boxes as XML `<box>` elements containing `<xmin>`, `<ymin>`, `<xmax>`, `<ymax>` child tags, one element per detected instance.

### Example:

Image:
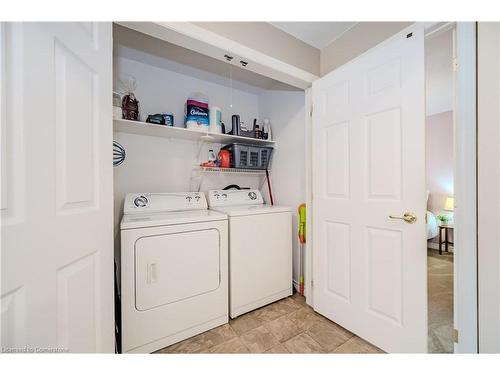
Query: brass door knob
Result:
<box><xmin>389</xmin><ymin>212</ymin><xmax>417</xmax><ymax>224</ymax></box>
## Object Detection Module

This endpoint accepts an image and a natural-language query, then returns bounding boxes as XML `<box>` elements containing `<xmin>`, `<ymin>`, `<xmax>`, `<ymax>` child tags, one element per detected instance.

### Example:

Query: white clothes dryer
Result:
<box><xmin>120</xmin><ymin>192</ymin><xmax>228</xmax><ymax>353</ymax></box>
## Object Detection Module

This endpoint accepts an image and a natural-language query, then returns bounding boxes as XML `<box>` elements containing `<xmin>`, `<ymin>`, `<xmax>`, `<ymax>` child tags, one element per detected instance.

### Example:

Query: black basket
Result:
<box><xmin>221</xmin><ymin>143</ymin><xmax>273</xmax><ymax>170</ymax></box>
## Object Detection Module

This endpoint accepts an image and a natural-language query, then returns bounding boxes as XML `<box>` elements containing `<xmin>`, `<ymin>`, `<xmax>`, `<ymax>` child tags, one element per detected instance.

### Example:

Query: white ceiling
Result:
<box><xmin>270</xmin><ymin>22</ymin><xmax>357</xmax><ymax>49</ymax></box>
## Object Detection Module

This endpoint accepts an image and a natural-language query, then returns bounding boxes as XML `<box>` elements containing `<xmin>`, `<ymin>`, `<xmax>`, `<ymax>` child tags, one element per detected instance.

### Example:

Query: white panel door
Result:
<box><xmin>312</xmin><ymin>25</ymin><xmax>426</xmax><ymax>353</ymax></box>
<box><xmin>1</xmin><ymin>22</ymin><xmax>114</xmax><ymax>353</ymax></box>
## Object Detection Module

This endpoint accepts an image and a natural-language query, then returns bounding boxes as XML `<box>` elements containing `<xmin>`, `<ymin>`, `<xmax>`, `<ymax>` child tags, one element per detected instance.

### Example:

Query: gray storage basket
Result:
<box><xmin>221</xmin><ymin>143</ymin><xmax>273</xmax><ymax>170</ymax></box>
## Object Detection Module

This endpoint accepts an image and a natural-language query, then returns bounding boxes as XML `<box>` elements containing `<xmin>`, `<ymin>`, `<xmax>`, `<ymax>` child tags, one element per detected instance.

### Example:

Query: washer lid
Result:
<box><xmin>121</xmin><ymin>210</ymin><xmax>227</xmax><ymax>230</ymax></box>
<box><xmin>210</xmin><ymin>204</ymin><xmax>291</xmax><ymax>217</ymax></box>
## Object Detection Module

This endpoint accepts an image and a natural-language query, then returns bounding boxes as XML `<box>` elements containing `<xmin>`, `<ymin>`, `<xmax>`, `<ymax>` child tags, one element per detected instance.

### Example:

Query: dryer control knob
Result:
<box><xmin>248</xmin><ymin>192</ymin><xmax>257</xmax><ymax>200</ymax></box>
<box><xmin>134</xmin><ymin>195</ymin><xmax>148</xmax><ymax>207</ymax></box>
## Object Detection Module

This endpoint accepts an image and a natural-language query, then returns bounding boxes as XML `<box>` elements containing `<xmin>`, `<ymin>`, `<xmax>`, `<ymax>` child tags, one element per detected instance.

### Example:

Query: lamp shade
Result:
<box><xmin>444</xmin><ymin>196</ymin><xmax>454</xmax><ymax>211</ymax></box>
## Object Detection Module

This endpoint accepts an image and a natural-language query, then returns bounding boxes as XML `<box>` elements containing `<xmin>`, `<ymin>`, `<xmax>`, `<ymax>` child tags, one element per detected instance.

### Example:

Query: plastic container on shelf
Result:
<box><xmin>185</xmin><ymin>92</ymin><xmax>209</xmax><ymax>131</ymax></box>
<box><xmin>209</xmin><ymin>106</ymin><xmax>222</xmax><ymax>133</ymax></box>
<box><xmin>263</xmin><ymin>119</ymin><xmax>272</xmax><ymax>140</ymax></box>
<box><xmin>113</xmin><ymin>92</ymin><xmax>122</xmax><ymax>120</ymax></box>
<box><xmin>161</xmin><ymin>112</ymin><xmax>174</xmax><ymax>126</ymax></box>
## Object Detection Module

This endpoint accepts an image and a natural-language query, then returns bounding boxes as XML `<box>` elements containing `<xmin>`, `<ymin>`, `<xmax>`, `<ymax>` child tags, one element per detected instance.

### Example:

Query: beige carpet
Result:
<box><xmin>427</xmin><ymin>248</ymin><xmax>454</xmax><ymax>353</ymax></box>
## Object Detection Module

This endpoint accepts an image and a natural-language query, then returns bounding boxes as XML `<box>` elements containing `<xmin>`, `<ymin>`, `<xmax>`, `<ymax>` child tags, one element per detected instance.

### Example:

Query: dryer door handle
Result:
<box><xmin>147</xmin><ymin>263</ymin><xmax>157</xmax><ymax>284</ymax></box>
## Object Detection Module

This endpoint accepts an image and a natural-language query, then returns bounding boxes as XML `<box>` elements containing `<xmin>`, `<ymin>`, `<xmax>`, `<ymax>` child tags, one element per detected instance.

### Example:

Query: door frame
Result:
<box><xmin>452</xmin><ymin>22</ymin><xmax>478</xmax><ymax>353</ymax></box>
<box><xmin>477</xmin><ymin>22</ymin><xmax>500</xmax><ymax>353</ymax></box>
<box><xmin>304</xmin><ymin>21</ymin><xmax>478</xmax><ymax>353</ymax></box>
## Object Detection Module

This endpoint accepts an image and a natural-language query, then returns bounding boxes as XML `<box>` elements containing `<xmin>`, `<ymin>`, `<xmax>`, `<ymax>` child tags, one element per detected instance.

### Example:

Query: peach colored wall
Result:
<box><xmin>426</xmin><ymin>110</ymin><xmax>454</xmax><ymax>215</ymax></box>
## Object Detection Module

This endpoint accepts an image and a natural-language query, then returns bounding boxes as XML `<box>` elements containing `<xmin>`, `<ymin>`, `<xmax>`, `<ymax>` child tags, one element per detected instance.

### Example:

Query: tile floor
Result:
<box><xmin>154</xmin><ymin>248</ymin><xmax>453</xmax><ymax>354</ymax></box>
<box><xmin>155</xmin><ymin>293</ymin><xmax>383</xmax><ymax>354</ymax></box>
<box><xmin>427</xmin><ymin>248</ymin><xmax>454</xmax><ymax>353</ymax></box>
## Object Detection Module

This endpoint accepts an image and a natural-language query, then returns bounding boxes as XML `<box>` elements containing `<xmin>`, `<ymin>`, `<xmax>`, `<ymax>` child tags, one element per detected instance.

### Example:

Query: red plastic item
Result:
<box><xmin>218</xmin><ymin>149</ymin><xmax>231</xmax><ymax>168</ymax></box>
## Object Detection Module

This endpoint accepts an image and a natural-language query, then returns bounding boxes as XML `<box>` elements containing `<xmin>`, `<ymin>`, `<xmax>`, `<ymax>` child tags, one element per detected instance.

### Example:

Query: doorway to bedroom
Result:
<box><xmin>425</xmin><ymin>24</ymin><xmax>455</xmax><ymax>353</ymax></box>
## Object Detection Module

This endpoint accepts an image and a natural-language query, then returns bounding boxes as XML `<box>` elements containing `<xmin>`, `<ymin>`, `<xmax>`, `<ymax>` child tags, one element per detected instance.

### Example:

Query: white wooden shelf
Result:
<box><xmin>113</xmin><ymin>119</ymin><xmax>276</xmax><ymax>147</ymax></box>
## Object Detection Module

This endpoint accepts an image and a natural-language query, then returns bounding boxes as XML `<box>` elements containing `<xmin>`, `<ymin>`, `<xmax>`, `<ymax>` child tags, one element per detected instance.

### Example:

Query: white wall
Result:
<box><xmin>426</xmin><ymin>111</ymin><xmax>454</xmax><ymax>246</ymax></box>
<box><xmin>426</xmin><ymin>29</ymin><xmax>454</xmax><ymax>116</ymax></box>
<box><xmin>426</xmin><ymin>111</ymin><xmax>454</xmax><ymax>213</ymax></box>
<box><xmin>114</xmin><ymin>54</ymin><xmax>261</xmax><ymax>128</ymax></box>
<box><xmin>425</xmin><ymin>29</ymin><xmax>454</xmax><ymax>248</ymax></box>
<box><xmin>259</xmin><ymin>91</ymin><xmax>306</xmax><ymax>285</ymax></box>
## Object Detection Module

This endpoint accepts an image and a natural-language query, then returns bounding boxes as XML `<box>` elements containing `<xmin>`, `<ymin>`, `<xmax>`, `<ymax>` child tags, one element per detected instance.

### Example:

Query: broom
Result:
<box><xmin>298</xmin><ymin>204</ymin><xmax>306</xmax><ymax>296</ymax></box>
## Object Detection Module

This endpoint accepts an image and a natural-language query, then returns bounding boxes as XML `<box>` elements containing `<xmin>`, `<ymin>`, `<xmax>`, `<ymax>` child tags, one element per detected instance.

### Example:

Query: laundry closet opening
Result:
<box><xmin>111</xmin><ymin>23</ymin><xmax>306</xmax><ymax>353</ymax></box>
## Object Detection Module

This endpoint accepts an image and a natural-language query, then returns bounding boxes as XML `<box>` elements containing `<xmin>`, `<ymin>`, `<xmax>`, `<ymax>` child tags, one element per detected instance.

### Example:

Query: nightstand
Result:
<box><xmin>438</xmin><ymin>224</ymin><xmax>454</xmax><ymax>255</ymax></box>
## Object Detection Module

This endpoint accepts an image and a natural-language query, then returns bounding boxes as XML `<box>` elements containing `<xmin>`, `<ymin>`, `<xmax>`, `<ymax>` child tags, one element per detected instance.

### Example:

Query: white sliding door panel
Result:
<box><xmin>312</xmin><ymin>25</ymin><xmax>426</xmax><ymax>353</ymax></box>
<box><xmin>1</xmin><ymin>22</ymin><xmax>114</xmax><ymax>353</ymax></box>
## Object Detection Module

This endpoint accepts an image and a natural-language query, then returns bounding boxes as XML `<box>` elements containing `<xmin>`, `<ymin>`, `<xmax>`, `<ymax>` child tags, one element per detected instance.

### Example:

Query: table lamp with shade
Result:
<box><xmin>444</xmin><ymin>196</ymin><xmax>454</xmax><ymax>225</ymax></box>
<box><xmin>444</xmin><ymin>196</ymin><xmax>454</xmax><ymax>211</ymax></box>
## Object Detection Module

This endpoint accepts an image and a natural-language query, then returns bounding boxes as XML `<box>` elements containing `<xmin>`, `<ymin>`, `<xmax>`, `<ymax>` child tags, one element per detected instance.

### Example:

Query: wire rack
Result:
<box><xmin>199</xmin><ymin>167</ymin><xmax>268</xmax><ymax>175</ymax></box>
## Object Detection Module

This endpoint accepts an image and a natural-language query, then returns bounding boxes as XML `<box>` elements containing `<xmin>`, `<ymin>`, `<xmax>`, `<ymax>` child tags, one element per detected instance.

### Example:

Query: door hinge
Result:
<box><xmin>453</xmin><ymin>329</ymin><xmax>459</xmax><ymax>343</ymax></box>
<box><xmin>311</xmin><ymin>279</ymin><xmax>314</xmax><ymax>288</ymax></box>
<box><xmin>309</xmin><ymin>105</ymin><xmax>313</xmax><ymax>117</ymax></box>
<box><xmin>453</xmin><ymin>58</ymin><xmax>458</xmax><ymax>72</ymax></box>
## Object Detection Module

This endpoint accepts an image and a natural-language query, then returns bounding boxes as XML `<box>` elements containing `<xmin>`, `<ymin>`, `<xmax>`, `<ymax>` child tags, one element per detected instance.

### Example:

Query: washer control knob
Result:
<box><xmin>186</xmin><ymin>196</ymin><xmax>192</xmax><ymax>202</ymax></box>
<box><xmin>134</xmin><ymin>195</ymin><xmax>148</xmax><ymax>207</ymax></box>
<box><xmin>248</xmin><ymin>192</ymin><xmax>257</xmax><ymax>200</ymax></box>
<box><xmin>195</xmin><ymin>195</ymin><xmax>200</xmax><ymax>202</ymax></box>
<box><xmin>222</xmin><ymin>193</ymin><xmax>227</xmax><ymax>199</ymax></box>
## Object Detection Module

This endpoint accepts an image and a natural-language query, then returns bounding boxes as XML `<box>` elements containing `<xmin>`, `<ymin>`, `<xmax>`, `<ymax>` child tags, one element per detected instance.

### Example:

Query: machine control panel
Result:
<box><xmin>207</xmin><ymin>189</ymin><xmax>264</xmax><ymax>207</ymax></box>
<box><xmin>124</xmin><ymin>192</ymin><xmax>207</xmax><ymax>214</ymax></box>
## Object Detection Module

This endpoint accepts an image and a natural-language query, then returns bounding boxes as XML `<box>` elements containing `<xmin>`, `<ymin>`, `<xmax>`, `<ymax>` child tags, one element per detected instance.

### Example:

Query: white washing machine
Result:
<box><xmin>207</xmin><ymin>190</ymin><xmax>292</xmax><ymax>318</ymax></box>
<box><xmin>120</xmin><ymin>192</ymin><xmax>228</xmax><ymax>353</ymax></box>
